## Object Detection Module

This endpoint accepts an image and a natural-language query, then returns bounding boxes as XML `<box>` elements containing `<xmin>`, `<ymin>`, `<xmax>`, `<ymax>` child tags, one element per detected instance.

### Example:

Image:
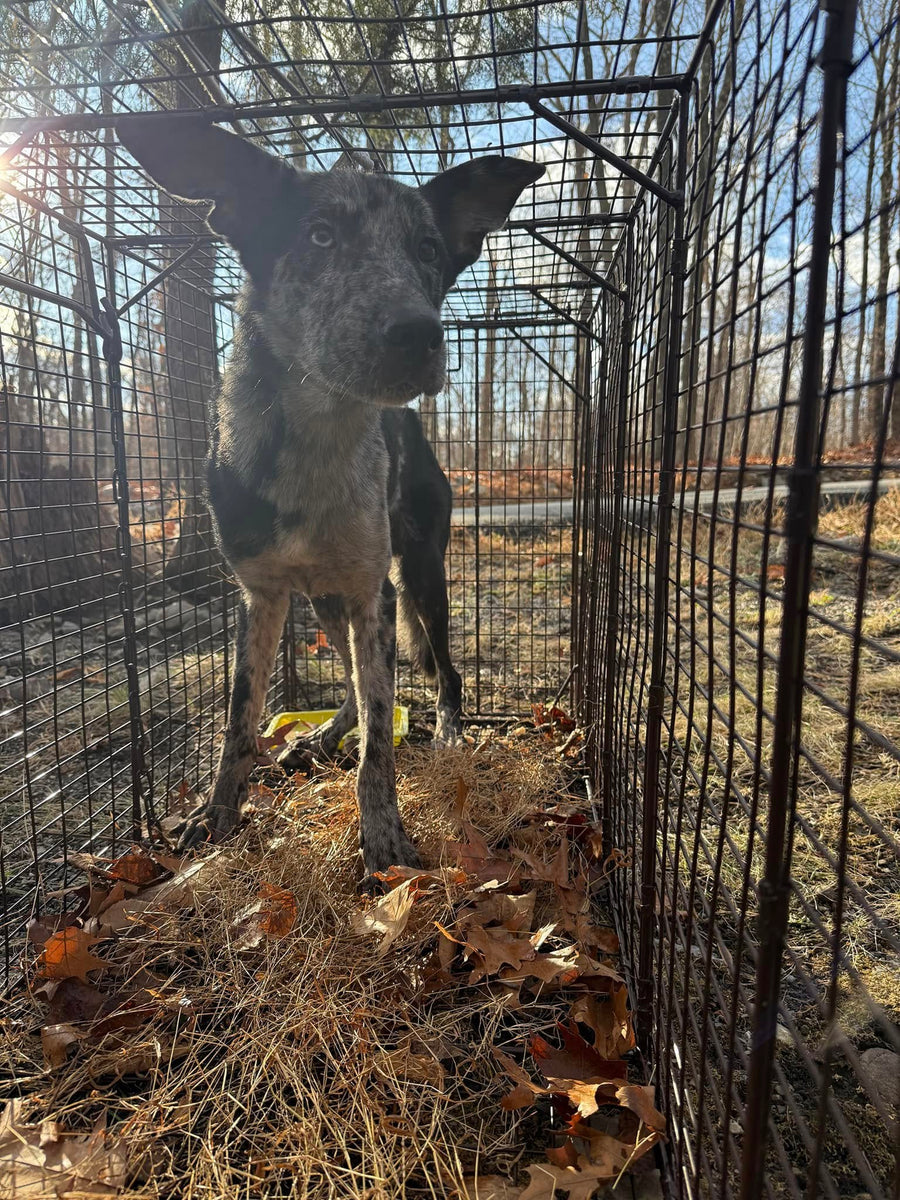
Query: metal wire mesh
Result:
<box><xmin>1</xmin><ymin>0</ymin><xmax>898</xmax><ymax>1196</ymax></box>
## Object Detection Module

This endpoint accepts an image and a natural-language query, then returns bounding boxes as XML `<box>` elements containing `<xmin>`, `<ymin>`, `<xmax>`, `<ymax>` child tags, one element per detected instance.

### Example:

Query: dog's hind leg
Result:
<box><xmin>351</xmin><ymin>578</ymin><xmax>420</xmax><ymax>882</ymax></box>
<box><xmin>176</xmin><ymin>585</ymin><xmax>290</xmax><ymax>848</ymax></box>
<box><xmin>398</xmin><ymin>544</ymin><xmax>462</xmax><ymax>746</ymax></box>
<box><xmin>278</xmin><ymin>594</ymin><xmax>359</xmax><ymax>772</ymax></box>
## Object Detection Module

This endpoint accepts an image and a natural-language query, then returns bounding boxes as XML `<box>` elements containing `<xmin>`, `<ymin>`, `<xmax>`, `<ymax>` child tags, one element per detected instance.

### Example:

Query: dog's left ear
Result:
<box><xmin>420</xmin><ymin>156</ymin><xmax>545</xmax><ymax>284</ymax></box>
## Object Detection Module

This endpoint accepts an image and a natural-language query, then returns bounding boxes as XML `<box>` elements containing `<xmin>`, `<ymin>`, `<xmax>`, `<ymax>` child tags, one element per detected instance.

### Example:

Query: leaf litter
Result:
<box><xmin>1</xmin><ymin>722</ymin><xmax>663</xmax><ymax>1198</ymax></box>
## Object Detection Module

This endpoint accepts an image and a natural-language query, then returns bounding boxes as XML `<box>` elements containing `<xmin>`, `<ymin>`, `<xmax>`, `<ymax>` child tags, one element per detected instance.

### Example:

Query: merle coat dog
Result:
<box><xmin>117</xmin><ymin>116</ymin><xmax>543</xmax><ymax>882</ymax></box>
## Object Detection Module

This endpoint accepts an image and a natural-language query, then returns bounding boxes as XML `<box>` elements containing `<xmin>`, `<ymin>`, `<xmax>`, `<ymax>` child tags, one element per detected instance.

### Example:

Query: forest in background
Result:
<box><xmin>0</xmin><ymin>0</ymin><xmax>898</xmax><ymax>613</ymax></box>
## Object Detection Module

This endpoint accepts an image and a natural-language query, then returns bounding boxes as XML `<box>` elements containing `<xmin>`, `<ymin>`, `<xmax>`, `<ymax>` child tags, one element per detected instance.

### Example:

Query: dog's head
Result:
<box><xmin>118</xmin><ymin>117</ymin><xmax>544</xmax><ymax>406</ymax></box>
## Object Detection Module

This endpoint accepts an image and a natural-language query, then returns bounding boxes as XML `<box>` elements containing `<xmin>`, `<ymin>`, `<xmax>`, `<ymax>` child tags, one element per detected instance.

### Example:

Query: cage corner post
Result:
<box><xmin>635</xmin><ymin>93</ymin><xmax>689</xmax><ymax>1054</ymax></box>
<box><xmin>738</xmin><ymin>0</ymin><xmax>859</xmax><ymax>1194</ymax></box>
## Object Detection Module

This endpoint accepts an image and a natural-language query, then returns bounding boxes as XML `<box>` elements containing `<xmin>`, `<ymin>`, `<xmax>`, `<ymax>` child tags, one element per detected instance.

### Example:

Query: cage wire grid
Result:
<box><xmin>1</xmin><ymin>0</ymin><xmax>899</xmax><ymax>1197</ymax></box>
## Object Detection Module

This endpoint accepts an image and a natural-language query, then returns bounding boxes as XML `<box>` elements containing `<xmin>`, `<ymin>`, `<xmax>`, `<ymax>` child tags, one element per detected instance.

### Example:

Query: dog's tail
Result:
<box><xmin>394</xmin><ymin>573</ymin><xmax>437</xmax><ymax>680</ymax></box>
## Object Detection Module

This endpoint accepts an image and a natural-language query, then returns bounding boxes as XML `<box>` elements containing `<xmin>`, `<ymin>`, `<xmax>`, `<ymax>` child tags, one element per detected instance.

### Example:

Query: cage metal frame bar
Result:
<box><xmin>0</xmin><ymin>13</ymin><xmax>890</xmax><ymax>1193</ymax></box>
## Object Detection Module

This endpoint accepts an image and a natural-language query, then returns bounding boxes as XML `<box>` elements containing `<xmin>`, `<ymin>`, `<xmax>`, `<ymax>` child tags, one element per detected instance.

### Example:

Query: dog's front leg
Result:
<box><xmin>350</xmin><ymin>579</ymin><xmax>420</xmax><ymax>882</ymax></box>
<box><xmin>176</xmin><ymin>585</ymin><xmax>290</xmax><ymax>848</ymax></box>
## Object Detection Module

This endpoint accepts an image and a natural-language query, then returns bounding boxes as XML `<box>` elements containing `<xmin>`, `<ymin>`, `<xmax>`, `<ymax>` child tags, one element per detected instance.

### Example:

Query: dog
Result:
<box><xmin>117</xmin><ymin>115</ymin><xmax>544</xmax><ymax>882</ymax></box>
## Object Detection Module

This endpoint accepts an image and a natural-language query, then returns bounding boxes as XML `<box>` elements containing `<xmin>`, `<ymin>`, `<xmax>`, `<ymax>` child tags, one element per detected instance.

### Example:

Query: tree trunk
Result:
<box><xmin>867</xmin><ymin>39</ymin><xmax>899</xmax><ymax>440</ymax></box>
<box><xmin>159</xmin><ymin>1</ymin><xmax>224</xmax><ymax>599</ymax></box>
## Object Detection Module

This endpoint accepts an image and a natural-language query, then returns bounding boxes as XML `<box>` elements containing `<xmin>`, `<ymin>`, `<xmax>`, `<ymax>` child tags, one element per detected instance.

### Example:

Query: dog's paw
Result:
<box><xmin>174</xmin><ymin>801</ymin><xmax>241</xmax><ymax>850</ymax></box>
<box><xmin>277</xmin><ymin>723</ymin><xmax>354</xmax><ymax>774</ymax></box>
<box><xmin>432</xmin><ymin>706</ymin><xmax>462</xmax><ymax>749</ymax></box>
<box><xmin>359</xmin><ymin>826</ymin><xmax>422</xmax><ymax>890</ymax></box>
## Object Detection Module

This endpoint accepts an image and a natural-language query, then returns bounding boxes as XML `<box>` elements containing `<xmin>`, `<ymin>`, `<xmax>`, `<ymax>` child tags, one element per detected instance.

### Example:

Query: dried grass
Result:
<box><xmin>2</xmin><ymin>734</ymin><xmax>644</xmax><ymax>1200</ymax></box>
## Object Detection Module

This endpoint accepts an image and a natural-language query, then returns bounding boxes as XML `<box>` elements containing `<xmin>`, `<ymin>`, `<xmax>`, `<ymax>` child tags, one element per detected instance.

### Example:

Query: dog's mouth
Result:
<box><xmin>320</xmin><ymin>350</ymin><xmax>446</xmax><ymax>407</ymax></box>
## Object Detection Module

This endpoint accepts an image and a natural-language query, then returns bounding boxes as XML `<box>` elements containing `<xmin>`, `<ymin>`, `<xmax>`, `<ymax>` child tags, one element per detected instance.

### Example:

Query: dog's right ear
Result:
<box><xmin>117</xmin><ymin>116</ymin><xmax>299</xmax><ymax>276</ymax></box>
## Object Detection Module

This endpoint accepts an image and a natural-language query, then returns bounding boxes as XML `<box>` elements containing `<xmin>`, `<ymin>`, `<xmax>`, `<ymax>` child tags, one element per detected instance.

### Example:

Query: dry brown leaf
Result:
<box><xmin>543</xmin><ymin>1078</ymin><xmax>619</xmax><ymax>1120</ymax></box>
<box><xmin>257</xmin><ymin>881</ymin><xmax>298</xmax><ymax>939</ymax></box>
<box><xmin>37</xmin><ymin>929</ymin><xmax>108</xmax><ymax>984</ymax></box>
<box><xmin>545</xmin><ymin>1141</ymin><xmax>579</xmax><ymax>1169</ymax></box>
<box><xmin>352</xmin><ymin>877</ymin><xmax>416</xmax><ymax>955</ymax></box>
<box><xmin>0</xmin><ymin>1101</ymin><xmax>127</xmax><ymax>1197</ymax></box>
<box><xmin>256</xmin><ymin>719</ymin><xmax>301</xmax><ymax>754</ymax></box>
<box><xmin>464</xmin><ymin>927</ymin><xmax>535</xmax><ymax>982</ymax></box>
<box><xmin>529</xmin><ymin>1026</ymin><xmax>628</xmax><ymax>1084</ymax></box>
<box><xmin>454</xmin><ymin>777</ymin><xmax>470</xmax><ymax>822</ymax></box>
<box><xmin>500</xmin><ymin>945</ymin><xmax>592</xmax><ymax>986</ymax></box>
<box><xmin>98</xmin><ymin>857</ymin><xmax>215</xmax><ymax>931</ymax></box>
<box><xmin>26</xmin><ymin>913</ymin><xmax>81</xmax><ymax>948</ymax></box>
<box><xmin>446</xmin><ymin>823</ymin><xmax>518</xmax><ymax>885</ymax></box>
<box><xmin>615</xmin><ymin>1084</ymin><xmax>666</xmax><ymax>1131</ymax></box>
<box><xmin>41</xmin><ymin>1023</ymin><xmax>80</xmax><ymax>1069</ymax></box>
<box><xmin>571</xmin><ymin>986</ymin><xmax>635</xmax><ymax>1058</ymax></box>
<box><xmin>458</xmin><ymin>890</ymin><xmax>536</xmax><ymax>933</ymax></box>
<box><xmin>564</xmin><ymin>917</ymin><xmax>619</xmax><ymax>954</ymax></box>
<box><xmin>45</xmin><ymin>978</ymin><xmax>108</xmax><ymax>1026</ymax></box>
<box><xmin>375</xmin><ymin>864</ymin><xmax>467</xmax><ymax>894</ymax></box>
<box><xmin>518</xmin><ymin>1156</ymin><xmax>619</xmax><ymax>1200</ymax></box>
<box><xmin>514</xmin><ymin>838</ymin><xmax>569</xmax><ymax>887</ymax></box>
<box><xmin>567</xmin><ymin>1120</ymin><xmax>661</xmax><ymax>1172</ymax></box>
<box><xmin>500</xmin><ymin>1082</ymin><xmax>539</xmax><ymax>1111</ymax></box>
<box><xmin>106</xmin><ymin>847</ymin><xmax>165</xmax><ymax>886</ymax></box>
<box><xmin>54</xmin><ymin>666</ymin><xmax>82</xmax><ymax>684</ymax></box>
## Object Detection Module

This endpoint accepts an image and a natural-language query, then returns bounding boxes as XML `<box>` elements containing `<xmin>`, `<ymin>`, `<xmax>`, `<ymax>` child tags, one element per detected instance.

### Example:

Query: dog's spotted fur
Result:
<box><xmin>117</xmin><ymin>116</ymin><xmax>544</xmax><ymax>881</ymax></box>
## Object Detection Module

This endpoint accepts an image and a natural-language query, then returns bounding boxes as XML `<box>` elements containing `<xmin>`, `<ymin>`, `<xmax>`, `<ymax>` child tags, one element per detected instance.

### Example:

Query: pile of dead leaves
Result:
<box><xmin>1</xmin><ymin>731</ymin><xmax>662</xmax><ymax>1199</ymax></box>
<box><xmin>354</xmin><ymin>781</ymin><xmax>661</xmax><ymax>1199</ymax></box>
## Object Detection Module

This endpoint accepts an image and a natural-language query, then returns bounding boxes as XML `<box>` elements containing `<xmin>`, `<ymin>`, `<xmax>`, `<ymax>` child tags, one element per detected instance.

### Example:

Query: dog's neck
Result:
<box><xmin>227</xmin><ymin>302</ymin><xmax>382</xmax><ymax>447</ymax></box>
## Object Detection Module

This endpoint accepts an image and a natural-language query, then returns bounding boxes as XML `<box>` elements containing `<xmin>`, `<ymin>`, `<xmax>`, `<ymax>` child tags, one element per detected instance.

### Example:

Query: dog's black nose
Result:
<box><xmin>383</xmin><ymin>312</ymin><xmax>444</xmax><ymax>355</ymax></box>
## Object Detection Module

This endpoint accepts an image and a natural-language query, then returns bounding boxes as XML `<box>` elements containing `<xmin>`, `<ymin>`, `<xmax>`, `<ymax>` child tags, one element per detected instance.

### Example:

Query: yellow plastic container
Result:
<box><xmin>262</xmin><ymin>706</ymin><xmax>409</xmax><ymax>748</ymax></box>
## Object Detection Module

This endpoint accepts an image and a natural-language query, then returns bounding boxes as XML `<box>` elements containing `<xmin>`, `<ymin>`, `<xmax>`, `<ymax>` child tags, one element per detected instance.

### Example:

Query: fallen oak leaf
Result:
<box><xmin>562</xmin><ymin>915</ymin><xmax>619</xmax><ymax>954</ymax></box>
<box><xmin>566</xmin><ymin>1118</ymin><xmax>662</xmax><ymax>1173</ymax></box>
<box><xmin>518</xmin><ymin>1154</ymin><xmax>629</xmax><ymax>1200</ymax></box>
<box><xmin>445</xmin><ymin>823</ymin><xmax>518</xmax><ymax>885</ymax></box>
<box><xmin>352</xmin><ymin>877</ymin><xmax>416</xmax><ymax>955</ymax></box>
<box><xmin>37</xmin><ymin>929</ymin><xmax>108</xmax><ymax>984</ymax></box>
<box><xmin>26</xmin><ymin>913</ymin><xmax>82</xmax><ymax>948</ymax></box>
<box><xmin>513</xmin><ymin>838</ymin><xmax>569</xmax><ymax>887</ymax></box>
<box><xmin>456</xmin><ymin>890</ymin><xmax>537</xmax><ymax>934</ymax></box>
<box><xmin>97</xmin><ymin>856</ymin><xmax>218</xmax><ymax>932</ymax></box>
<box><xmin>542</xmin><ymin>1077</ymin><xmax>621</xmax><ymax>1120</ymax></box>
<box><xmin>257</xmin><ymin>881</ymin><xmax>298</xmax><ymax>939</ymax></box>
<box><xmin>0</xmin><ymin>1101</ymin><xmax>128</xmax><ymax>1197</ymax></box>
<box><xmin>106</xmin><ymin>846</ymin><xmax>165</xmax><ymax>886</ymax></box>
<box><xmin>463</xmin><ymin>926</ymin><xmax>536</xmax><ymax>983</ymax></box>
<box><xmin>501</xmin><ymin>945</ymin><xmax>594</xmax><ymax>987</ymax></box>
<box><xmin>41</xmin><ymin>1023</ymin><xmax>80</xmax><ymax>1069</ymax></box>
<box><xmin>500</xmin><ymin>1082</ymin><xmax>540</xmax><ymax>1112</ymax></box>
<box><xmin>45</xmin><ymin>978</ymin><xmax>108</xmax><ymax>1025</ymax></box>
<box><xmin>545</xmin><ymin>1140</ymin><xmax>579</xmax><ymax>1169</ymax></box>
<box><xmin>531</xmin><ymin>1023</ymin><xmax>629</xmax><ymax>1083</ymax></box>
<box><xmin>256</xmin><ymin>719</ymin><xmax>302</xmax><ymax>755</ymax></box>
<box><xmin>375</xmin><ymin>865</ymin><xmax>467</xmax><ymax>893</ymax></box>
<box><xmin>615</xmin><ymin>1083</ymin><xmax>666</xmax><ymax>1131</ymax></box>
<box><xmin>571</xmin><ymin>986</ymin><xmax>635</xmax><ymax>1058</ymax></box>
<box><xmin>232</xmin><ymin>882</ymin><xmax>299</xmax><ymax>949</ymax></box>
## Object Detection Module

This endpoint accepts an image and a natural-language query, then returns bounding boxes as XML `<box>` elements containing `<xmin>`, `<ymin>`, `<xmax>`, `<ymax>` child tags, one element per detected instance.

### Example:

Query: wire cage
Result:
<box><xmin>1</xmin><ymin>0</ymin><xmax>898</xmax><ymax>1198</ymax></box>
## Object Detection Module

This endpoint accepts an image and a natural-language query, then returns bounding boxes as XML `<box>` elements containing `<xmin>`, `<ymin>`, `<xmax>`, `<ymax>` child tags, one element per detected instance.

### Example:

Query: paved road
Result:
<box><xmin>450</xmin><ymin>476</ymin><xmax>900</xmax><ymax>528</ymax></box>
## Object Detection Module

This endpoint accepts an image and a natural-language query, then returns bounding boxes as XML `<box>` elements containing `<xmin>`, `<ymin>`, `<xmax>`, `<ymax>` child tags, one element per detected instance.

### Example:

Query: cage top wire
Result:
<box><xmin>0</xmin><ymin>0</ymin><xmax>695</xmax><ymax>326</ymax></box>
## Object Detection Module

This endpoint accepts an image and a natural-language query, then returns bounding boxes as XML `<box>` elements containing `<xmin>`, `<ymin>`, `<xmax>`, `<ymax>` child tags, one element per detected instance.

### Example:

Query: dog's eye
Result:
<box><xmin>310</xmin><ymin>224</ymin><xmax>335</xmax><ymax>249</ymax></box>
<box><xmin>418</xmin><ymin>237</ymin><xmax>439</xmax><ymax>263</ymax></box>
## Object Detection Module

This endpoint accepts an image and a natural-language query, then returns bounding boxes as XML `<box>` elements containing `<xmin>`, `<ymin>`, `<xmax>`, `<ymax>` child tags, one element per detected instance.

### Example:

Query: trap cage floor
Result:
<box><xmin>1</xmin><ymin>0</ymin><xmax>899</xmax><ymax>1198</ymax></box>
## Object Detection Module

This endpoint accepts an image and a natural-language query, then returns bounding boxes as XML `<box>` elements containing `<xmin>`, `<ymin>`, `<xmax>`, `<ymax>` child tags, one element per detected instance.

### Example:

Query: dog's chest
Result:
<box><xmin>210</xmin><ymin>392</ymin><xmax>392</xmax><ymax>596</ymax></box>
